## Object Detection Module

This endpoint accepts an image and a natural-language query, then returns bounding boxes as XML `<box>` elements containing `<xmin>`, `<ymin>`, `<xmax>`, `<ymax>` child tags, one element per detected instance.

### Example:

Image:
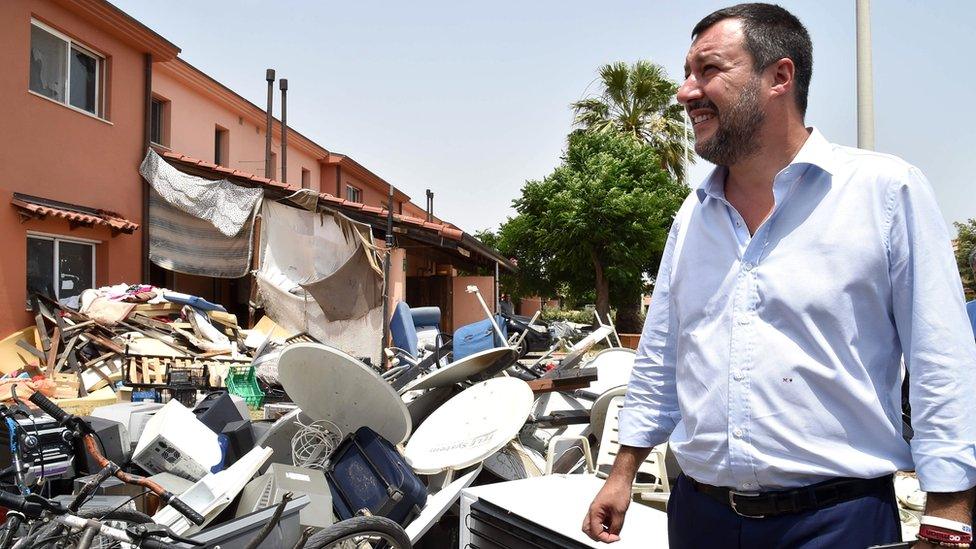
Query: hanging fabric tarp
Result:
<box><xmin>139</xmin><ymin>149</ymin><xmax>263</xmax><ymax>278</ymax></box>
<box><xmin>257</xmin><ymin>201</ymin><xmax>385</xmax><ymax>363</ymax></box>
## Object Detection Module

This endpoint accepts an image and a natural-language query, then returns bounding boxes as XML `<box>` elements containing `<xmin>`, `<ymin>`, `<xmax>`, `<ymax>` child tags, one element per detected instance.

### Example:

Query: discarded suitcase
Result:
<box><xmin>325</xmin><ymin>426</ymin><xmax>427</xmax><ymax>527</ymax></box>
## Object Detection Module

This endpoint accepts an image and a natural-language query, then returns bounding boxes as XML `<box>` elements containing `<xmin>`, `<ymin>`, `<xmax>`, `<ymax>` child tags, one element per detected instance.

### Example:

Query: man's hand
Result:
<box><xmin>581</xmin><ymin>445</ymin><xmax>653</xmax><ymax>543</ymax></box>
<box><xmin>583</xmin><ymin>476</ymin><xmax>632</xmax><ymax>543</ymax></box>
<box><xmin>913</xmin><ymin>489</ymin><xmax>975</xmax><ymax>549</ymax></box>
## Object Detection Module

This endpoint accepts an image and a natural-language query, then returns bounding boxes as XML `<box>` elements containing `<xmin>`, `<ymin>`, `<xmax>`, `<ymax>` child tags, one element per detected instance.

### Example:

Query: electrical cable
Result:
<box><xmin>290</xmin><ymin>417</ymin><xmax>341</xmax><ymax>469</ymax></box>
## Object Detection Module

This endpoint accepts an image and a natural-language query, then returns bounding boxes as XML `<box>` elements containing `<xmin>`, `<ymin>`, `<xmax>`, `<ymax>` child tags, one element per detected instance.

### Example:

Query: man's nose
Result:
<box><xmin>677</xmin><ymin>75</ymin><xmax>701</xmax><ymax>105</ymax></box>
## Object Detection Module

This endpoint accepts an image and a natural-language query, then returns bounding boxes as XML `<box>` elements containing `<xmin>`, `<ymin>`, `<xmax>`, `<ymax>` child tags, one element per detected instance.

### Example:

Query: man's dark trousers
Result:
<box><xmin>667</xmin><ymin>474</ymin><xmax>902</xmax><ymax>548</ymax></box>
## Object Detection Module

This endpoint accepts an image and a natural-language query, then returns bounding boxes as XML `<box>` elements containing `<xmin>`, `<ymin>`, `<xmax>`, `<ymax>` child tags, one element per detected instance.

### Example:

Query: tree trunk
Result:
<box><xmin>590</xmin><ymin>248</ymin><xmax>610</xmax><ymax>325</ymax></box>
<box><xmin>615</xmin><ymin>300</ymin><xmax>643</xmax><ymax>334</ymax></box>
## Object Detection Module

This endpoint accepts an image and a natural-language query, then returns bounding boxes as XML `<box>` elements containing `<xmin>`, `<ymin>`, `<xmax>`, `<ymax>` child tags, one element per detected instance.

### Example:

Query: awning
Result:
<box><xmin>11</xmin><ymin>193</ymin><xmax>139</xmax><ymax>235</ymax></box>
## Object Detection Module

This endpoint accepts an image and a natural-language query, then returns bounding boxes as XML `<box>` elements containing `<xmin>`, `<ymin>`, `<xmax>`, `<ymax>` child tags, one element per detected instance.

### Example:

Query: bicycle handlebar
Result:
<box><xmin>26</xmin><ymin>392</ymin><xmax>205</xmax><ymax>526</ymax></box>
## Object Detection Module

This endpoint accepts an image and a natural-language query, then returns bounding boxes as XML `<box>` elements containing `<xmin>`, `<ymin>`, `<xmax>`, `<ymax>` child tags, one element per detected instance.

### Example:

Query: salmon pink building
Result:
<box><xmin>0</xmin><ymin>0</ymin><xmax>510</xmax><ymax>336</ymax></box>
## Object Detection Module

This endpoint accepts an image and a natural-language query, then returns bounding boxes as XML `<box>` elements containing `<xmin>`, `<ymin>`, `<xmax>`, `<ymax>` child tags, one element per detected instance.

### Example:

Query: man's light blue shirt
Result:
<box><xmin>619</xmin><ymin>128</ymin><xmax>976</xmax><ymax>493</ymax></box>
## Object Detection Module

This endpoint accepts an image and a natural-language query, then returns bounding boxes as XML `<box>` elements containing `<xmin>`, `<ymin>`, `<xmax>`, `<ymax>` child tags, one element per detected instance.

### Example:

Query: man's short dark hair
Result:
<box><xmin>692</xmin><ymin>3</ymin><xmax>813</xmax><ymax>116</ymax></box>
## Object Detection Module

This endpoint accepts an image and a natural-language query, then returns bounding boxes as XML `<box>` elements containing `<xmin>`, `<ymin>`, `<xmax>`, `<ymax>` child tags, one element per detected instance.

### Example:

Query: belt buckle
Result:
<box><xmin>728</xmin><ymin>490</ymin><xmax>765</xmax><ymax>519</ymax></box>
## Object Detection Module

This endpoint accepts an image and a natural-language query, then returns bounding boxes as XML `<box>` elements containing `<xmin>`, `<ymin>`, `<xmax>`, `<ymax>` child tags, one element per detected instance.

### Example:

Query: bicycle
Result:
<box><xmin>0</xmin><ymin>390</ymin><xmax>206</xmax><ymax>549</ymax></box>
<box><xmin>0</xmin><ymin>391</ymin><xmax>414</xmax><ymax>548</ymax></box>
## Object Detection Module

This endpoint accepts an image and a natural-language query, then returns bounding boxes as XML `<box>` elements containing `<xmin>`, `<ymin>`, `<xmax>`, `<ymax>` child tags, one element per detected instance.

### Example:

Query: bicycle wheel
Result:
<box><xmin>302</xmin><ymin>516</ymin><xmax>412</xmax><ymax>549</ymax></box>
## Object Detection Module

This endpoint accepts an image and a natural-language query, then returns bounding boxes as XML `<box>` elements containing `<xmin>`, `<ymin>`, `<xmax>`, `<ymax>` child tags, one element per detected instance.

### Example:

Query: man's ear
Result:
<box><xmin>768</xmin><ymin>57</ymin><xmax>795</xmax><ymax>100</ymax></box>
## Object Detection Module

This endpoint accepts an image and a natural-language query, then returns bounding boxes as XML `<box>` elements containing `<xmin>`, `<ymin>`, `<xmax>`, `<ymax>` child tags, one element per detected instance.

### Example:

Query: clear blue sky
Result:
<box><xmin>113</xmin><ymin>0</ymin><xmax>975</xmax><ymax>236</ymax></box>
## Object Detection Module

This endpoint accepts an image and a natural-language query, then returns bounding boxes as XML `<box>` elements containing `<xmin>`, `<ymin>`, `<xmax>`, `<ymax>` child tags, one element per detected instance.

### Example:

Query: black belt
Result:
<box><xmin>688</xmin><ymin>475</ymin><xmax>893</xmax><ymax>519</ymax></box>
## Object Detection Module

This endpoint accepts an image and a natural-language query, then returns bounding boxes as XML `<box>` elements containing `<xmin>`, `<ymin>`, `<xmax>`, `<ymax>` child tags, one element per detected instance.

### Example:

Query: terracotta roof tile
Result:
<box><xmin>11</xmin><ymin>194</ymin><xmax>138</xmax><ymax>234</ymax></box>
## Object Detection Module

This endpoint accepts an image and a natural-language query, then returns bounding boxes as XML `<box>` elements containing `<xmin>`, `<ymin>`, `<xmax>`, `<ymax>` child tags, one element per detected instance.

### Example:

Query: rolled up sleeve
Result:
<box><xmin>618</xmin><ymin>218</ymin><xmax>682</xmax><ymax>448</ymax></box>
<box><xmin>887</xmin><ymin>167</ymin><xmax>976</xmax><ymax>493</ymax></box>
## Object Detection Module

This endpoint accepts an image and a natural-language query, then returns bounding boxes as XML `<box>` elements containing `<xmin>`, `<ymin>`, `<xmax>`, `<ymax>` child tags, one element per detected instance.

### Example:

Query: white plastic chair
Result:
<box><xmin>543</xmin><ymin>388</ymin><xmax>670</xmax><ymax>504</ymax></box>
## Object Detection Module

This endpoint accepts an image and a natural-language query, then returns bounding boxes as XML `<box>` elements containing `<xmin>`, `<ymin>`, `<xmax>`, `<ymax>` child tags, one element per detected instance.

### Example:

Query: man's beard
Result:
<box><xmin>692</xmin><ymin>77</ymin><xmax>765</xmax><ymax>167</ymax></box>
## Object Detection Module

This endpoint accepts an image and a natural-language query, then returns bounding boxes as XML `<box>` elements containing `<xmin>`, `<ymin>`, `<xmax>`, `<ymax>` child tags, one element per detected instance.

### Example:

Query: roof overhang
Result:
<box><xmin>11</xmin><ymin>193</ymin><xmax>139</xmax><ymax>235</ymax></box>
<box><xmin>54</xmin><ymin>0</ymin><xmax>180</xmax><ymax>61</ymax></box>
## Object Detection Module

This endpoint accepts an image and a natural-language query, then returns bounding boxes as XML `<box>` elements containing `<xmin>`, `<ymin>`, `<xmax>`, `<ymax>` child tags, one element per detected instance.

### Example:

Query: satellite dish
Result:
<box><xmin>405</xmin><ymin>377</ymin><xmax>533</xmax><ymax>475</ymax></box>
<box><xmin>398</xmin><ymin>347</ymin><xmax>516</xmax><ymax>394</ymax></box>
<box><xmin>586</xmin><ymin>348</ymin><xmax>635</xmax><ymax>395</ymax></box>
<box><xmin>278</xmin><ymin>343</ymin><xmax>411</xmax><ymax>445</ymax></box>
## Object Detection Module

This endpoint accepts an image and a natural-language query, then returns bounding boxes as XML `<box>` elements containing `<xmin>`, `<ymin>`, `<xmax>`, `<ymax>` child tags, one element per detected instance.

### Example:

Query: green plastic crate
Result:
<box><xmin>226</xmin><ymin>365</ymin><xmax>265</xmax><ymax>410</ymax></box>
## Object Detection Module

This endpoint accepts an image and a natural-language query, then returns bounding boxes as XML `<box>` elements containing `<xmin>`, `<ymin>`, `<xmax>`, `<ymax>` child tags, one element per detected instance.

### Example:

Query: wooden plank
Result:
<box><xmin>84</xmin><ymin>333</ymin><xmax>125</xmax><ymax>355</ymax></box>
<box><xmin>15</xmin><ymin>339</ymin><xmax>46</xmax><ymax>362</ymax></box>
<box><xmin>32</xmin><ymin>297</ymin><xmax>51</xmax><ymax>353</ymax></box>
<box><xmin>153</xmin><ymin>357</ymin><xmax>164</xmax><ymax>385</ymax></box>
<box><xmin>67</xmin><ymin>351</ymin><xmax>88</xmax><ymax>397</ymax></box>
<box><xmin>54</xmin><ymin>336</ymin><xmax>80</xmax><ymax>373</ymax></box>
<box><xmin>46</xmin><ymin>327</ymin><xmax>61</xmax><ymax>371</ymax></box>
<box><xmin>526</xmin><ymin>368</ymin><xmax>599</xmax><ymax>395</ymax></box>
<box><xmin>62</xmin><ymin>320</ymin><xmax>95</xmax><ymax>334</ymax></box>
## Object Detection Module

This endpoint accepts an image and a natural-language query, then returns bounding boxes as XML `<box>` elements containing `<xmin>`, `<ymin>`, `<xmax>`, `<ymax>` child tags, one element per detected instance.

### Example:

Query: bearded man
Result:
<box><xmin>583</xmin><ymin>4</ymin><xmax>976</xmax><ymax>548</ymax></box>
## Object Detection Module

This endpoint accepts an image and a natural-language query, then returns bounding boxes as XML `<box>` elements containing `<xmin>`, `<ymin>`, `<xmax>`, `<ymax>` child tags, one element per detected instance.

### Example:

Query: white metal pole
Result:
<box><xmin>856</xmin><ymin>0</ymin><xmax>875</xmax><ymax>150</ymax></box>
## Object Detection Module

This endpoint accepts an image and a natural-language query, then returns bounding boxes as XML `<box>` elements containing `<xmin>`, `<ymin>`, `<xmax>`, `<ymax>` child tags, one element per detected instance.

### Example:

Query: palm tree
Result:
<box><xmin>572</xmin><ymin>60</ymin><xmax>692</xmax><ymax>182</ymax></box>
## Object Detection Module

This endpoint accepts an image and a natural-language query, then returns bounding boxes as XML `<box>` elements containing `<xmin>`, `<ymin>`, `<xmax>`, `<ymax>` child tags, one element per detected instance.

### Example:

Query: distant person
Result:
<box><xmin>583</xmin><ymin>4</ymin><xmax>976</xmax><ymax>548</ymax></box>
<box><xmin>969</xmin><ymin>249</ymin><xmax>976</xmax><ymax>338</ymax></box>
<box><xmin>499</xmin><ymin>293</ymin><xmax>515</xmax><ymax>317</ymax></box>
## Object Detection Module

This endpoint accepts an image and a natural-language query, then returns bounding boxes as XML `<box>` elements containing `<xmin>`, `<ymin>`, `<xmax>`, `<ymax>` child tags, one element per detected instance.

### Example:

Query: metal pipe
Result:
<box><xmin>142</xmin><ymin>53</ymin><xmax>153</xmax><ymax>282</ymax></box>
<box><xmin>381</xmin><ymin>184</ymin><xmax>395</xmax><ymax>369</ymax></box>
<box><xmin>856</xmin><ymin>0</ymin><xmax>875</xmax><ymax>150</ymax></box>
<box><xmin>425</xmin><ymin>189</ymin><xmax>434</xmax><ymax>221</ymax></box>
<box><xmin>264</xmin><ymin>69</ymin><xmax>275</xmax><ymax>178</ymax></box>
<box><xmin>279</xmin><ymin>78</ymin><xmax>288</xmax><ymax>183</ymax></box>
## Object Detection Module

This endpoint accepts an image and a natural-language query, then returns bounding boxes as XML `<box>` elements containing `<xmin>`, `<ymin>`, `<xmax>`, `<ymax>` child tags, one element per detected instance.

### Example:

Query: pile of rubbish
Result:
<box><xmin>0</xmin><ymin>284</ymin><xmax>288</xmax><ymax>417</ymax></box>
<box><xmin>0</xmin><ymin>281</ymin><xmax>676</xmax><ymax>547</ymax></box>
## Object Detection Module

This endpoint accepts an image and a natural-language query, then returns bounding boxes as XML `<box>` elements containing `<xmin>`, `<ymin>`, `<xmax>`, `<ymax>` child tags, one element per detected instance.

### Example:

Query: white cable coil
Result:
<box><xmin>290</xmin><ymin>416</ymin><xmax>342</xmax><ymax>469</ymax></box>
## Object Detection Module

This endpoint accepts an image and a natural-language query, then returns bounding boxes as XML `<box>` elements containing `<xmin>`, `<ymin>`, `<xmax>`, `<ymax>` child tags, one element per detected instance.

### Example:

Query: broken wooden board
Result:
<box><xmin>526</xmin><ymin>367</ymin><xmax>599</xmax><ymax>394</ymax></box>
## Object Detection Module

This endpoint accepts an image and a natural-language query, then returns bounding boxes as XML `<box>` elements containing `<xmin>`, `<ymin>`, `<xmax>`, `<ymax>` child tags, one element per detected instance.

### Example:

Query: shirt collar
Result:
<box><xmin>695</xmin><ymin>127</ymin><xmax>836</xmax><ymax>204</ymax></box>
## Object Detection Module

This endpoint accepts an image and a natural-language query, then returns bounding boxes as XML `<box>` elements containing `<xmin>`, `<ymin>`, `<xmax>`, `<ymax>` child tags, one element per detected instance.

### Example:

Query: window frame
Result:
<box><xmin>29</xmin><ymin>19</ymin><xmax>105</xmax><ymax>118</ymax></box>
<box><xmin>346</xmin><ymin>184</ymin><xmax>363</xmax><ymax>203</ymax></box>
<box><xmin>26</xmin><ymin>232</ymin><xmax>97</xmax><ymax>302</ymax></box>
<box><xmin>301</xmin><ymin>168</ymin><xmax>311</xmax><ymax>189</ymax></box>
<box><xmin>150</xmin><ymin>97</ymin><xmax>165</xmax><ymax>146</ymax></box>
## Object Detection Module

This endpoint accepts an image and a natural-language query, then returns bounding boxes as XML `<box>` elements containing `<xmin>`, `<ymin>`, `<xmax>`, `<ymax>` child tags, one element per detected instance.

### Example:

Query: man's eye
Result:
<box><xmin>703</xmin><ymin>65</ymin><xmax>718</xmax><ymax>74</ymax></box>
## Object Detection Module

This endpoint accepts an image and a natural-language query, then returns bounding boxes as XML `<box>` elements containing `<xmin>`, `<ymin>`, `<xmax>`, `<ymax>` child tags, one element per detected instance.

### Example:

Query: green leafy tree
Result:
<box><xmin>498</xmin><ymin>131</ymin><xmax>687</xmax><ymax>331</ymax></box>
<box><xmin>955</xmin><ymin>218</ymin><xmax>976</xmax><ymax>300</ymax></box>
<box><xmin>572</xmin><ymin>60</ymin><xmax>693</xmax><ymax>183</ymax></box>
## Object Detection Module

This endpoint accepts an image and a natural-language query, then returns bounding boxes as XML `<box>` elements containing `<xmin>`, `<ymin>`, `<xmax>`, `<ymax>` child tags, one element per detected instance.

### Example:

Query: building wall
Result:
<box><xmin>0</xmin><ymin>0</ymin><xmax>148</xmax><ymax>333</ymax></box>
<box><xmin>152</xmin><ymin>63</ymin><xmax>324</xmax><ymax>190</ymax></box>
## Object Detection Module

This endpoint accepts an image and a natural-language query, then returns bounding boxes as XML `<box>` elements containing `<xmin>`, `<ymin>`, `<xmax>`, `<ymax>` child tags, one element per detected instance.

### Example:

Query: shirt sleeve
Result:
<box><xmin>887</xmin><ymin>166</ymin><xmax>976</xmax><ymax>493</ymax></box>
<box><xmin>618</xmin><ymin>215</ymin><xmax>682</xmax><ymax>448</ymax></box>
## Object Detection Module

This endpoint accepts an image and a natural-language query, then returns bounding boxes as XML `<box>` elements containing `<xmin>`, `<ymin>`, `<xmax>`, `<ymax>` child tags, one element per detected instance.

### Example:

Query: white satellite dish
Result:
<box><xmin>278</xmin><ymin>343</ymin><xmax>412</xmax><ymax>445</ymax></box>
<box><xmin>586</xmin><ymin>347</ymin><xmax>635</xmax><ymax>395</ymax></box>
<box><xmin>405</xmin><ymin>377</ymin><xmax>534</xmax><ymax>475</ymax></box>
<box><xmin>398</xmin><ymin>347</ymin><xmax>516</xmax><ymax>394</ymax></box>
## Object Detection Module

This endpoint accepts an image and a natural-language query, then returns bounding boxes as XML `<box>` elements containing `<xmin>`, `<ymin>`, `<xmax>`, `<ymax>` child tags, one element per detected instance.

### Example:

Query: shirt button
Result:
<box><xmin>742</xmin><ymin>262</ymin><xmax>754</xmax><ymax>271</ymax></box>
<box><xmin>733</xmin><ymin>428</ymin><xmax>744</xmax><ymax>438</ymax></box>
<box><xmin>737</xmin><ymin>316</ymin><xmax>751</xmax><ymax>325</ymax></box>
<box><xmin>733</xmin><ymin>370</ymin><xmax>744</xmax><ymax>381</ymax></box>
